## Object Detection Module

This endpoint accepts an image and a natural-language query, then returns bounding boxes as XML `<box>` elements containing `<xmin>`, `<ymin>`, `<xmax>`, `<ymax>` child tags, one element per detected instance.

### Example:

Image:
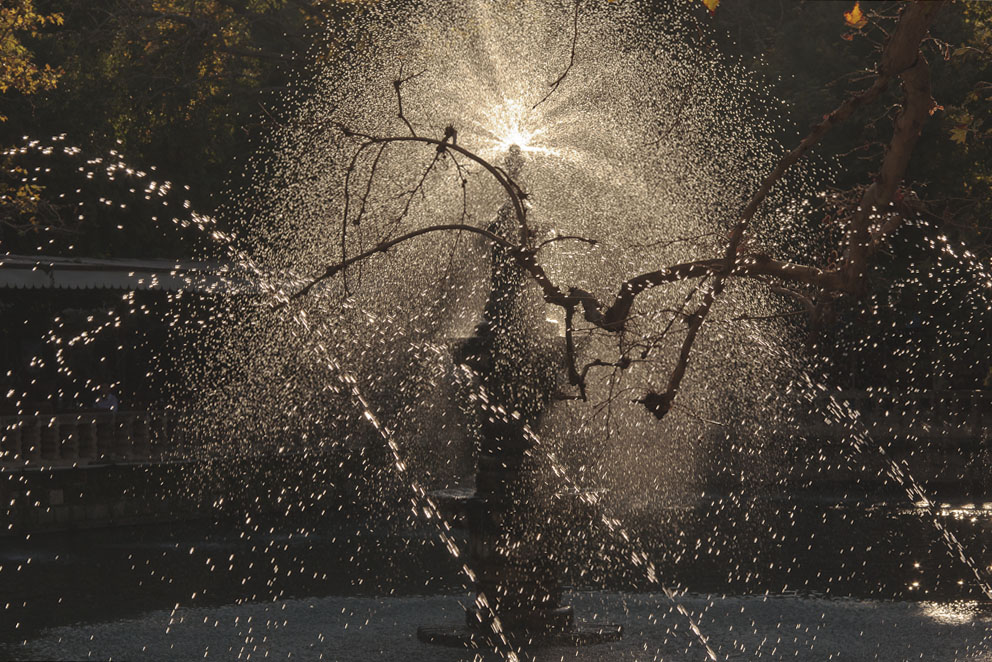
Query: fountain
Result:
<box><xmin>415</xmin><ymin>145</ymin><xmax>621</xmax><ymax>647</ymax></box>
<box><xmin>4</xmin><ymin>1</ymin><xmax>992</xmax><ymax>660</ymax></box>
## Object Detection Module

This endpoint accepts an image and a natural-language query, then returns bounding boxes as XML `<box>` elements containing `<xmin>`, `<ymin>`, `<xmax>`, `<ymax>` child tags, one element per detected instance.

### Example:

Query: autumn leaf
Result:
<box><xmin>950</xmin><ymin>111</ymin><xmax>974</xmax><ymax>145</ymax></box>
<box><xmin>950</xmin><ymin>125</ymin><xmax>969</xmax><ymax>145</ymax></box>
<box><xmin>701</xmin><ymin>0</ymin><xmax>719</xmax><ymax>16</ymax></box>
<box><xmin>844</xmin><ymin>2</ymin><xmax>867</xmax><ymax>30</ymax></box>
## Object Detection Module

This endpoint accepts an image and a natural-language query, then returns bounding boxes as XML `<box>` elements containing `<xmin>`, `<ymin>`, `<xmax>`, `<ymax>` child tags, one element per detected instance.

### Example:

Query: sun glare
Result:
<box><xmin>483</xmin><ymin>99</ymin><xmax>558</xmax><ymax>157</ymax></box>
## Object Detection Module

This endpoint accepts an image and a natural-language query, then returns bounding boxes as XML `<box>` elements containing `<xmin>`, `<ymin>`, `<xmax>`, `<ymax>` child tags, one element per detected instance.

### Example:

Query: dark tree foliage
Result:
<box><xmin>0</xmin><ymin>0</ymin><xmax>366</xmax><ymax>256</ymax></box>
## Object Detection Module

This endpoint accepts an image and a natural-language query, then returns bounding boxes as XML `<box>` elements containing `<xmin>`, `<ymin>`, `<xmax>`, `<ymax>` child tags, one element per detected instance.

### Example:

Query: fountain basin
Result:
<box><xmin>10</xmin><ymin>592</ymin><xmax>990</xmax><ymax>661</ymax></box>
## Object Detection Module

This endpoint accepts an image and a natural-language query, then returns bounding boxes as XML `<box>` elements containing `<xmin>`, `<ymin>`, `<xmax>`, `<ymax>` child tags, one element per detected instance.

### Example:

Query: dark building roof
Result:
<box><xmin>0</xmin><ymin>254</ymin><xmax>241</xmax><ymax>293</ymax></box>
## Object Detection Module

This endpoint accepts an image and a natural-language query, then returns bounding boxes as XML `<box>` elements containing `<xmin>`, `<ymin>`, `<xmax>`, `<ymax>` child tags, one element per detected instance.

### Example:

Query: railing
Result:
<box><xmin>0</xmin><ymin>411</ymin><xmax>181</xmax><ymax>469</ymax></box>
<box><xmin>1</xmin><ymin>390</ymin><xmax>989</xmax><ymax>470</ymax></box>
<box><xmin>781</xmin><ymin>390</ymin><xmax>992</xmax><ymax>489</ymax></box>
<box><xmin>805</xmin><ymin>389</ymin><xmax>992</xmax><ymax>440</ymax></box>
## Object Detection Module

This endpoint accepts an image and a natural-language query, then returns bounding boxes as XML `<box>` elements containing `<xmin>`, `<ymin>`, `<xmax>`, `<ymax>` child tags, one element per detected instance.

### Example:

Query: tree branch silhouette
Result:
<box><xmin>294</xmin><ymin>1</ymin><xmax>944</xmax><ymax>421</ymax></box>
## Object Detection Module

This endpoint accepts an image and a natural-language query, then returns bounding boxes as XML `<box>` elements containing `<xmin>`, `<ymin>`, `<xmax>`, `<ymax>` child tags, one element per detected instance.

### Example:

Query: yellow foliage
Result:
<box><xmin>950</xmin><ymin>125</ymin><xmax>969</xmax><ymax>145</ymax></box>
<box><xmin>0</xmin><ymin>0</ymin><xmax>63</xmax><ymax>114</ymax></box>
<box><xmin>701</xmin><ymin>0</ymin><xmax>719</xmax><ymax>15</ymax></box>
<box><xmin>844</xmin><ymin>2</ymin><xmax>868</xmax><ymax>30</ymax></box>
<box><xmin>950</xmin><ymin>111</ymin><xmax>974</xmax><ymax>145</ymax></box>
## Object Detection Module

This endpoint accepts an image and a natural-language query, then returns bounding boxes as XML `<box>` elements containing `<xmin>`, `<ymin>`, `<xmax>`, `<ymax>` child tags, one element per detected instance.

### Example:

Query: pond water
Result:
<box><xmin>4</xmin><ymin>492</ymin><xmax>991</xmax><ymax>660</ymax></box>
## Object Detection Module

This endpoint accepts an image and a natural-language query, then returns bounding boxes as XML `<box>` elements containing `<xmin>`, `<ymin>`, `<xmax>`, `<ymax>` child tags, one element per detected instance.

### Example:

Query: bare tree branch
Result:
<box><xmin>393</xmin><ymin>67</ymin><xmax>426</xmax><ymax>137</ymax></box>
<box><xmin>532</xmin><ymin>0</ymin><xmax>580</xmax><ymax>110</ymax></box>
<box><xmin>646</xmin><ymin>77</ymin><xmax>695</xmax><ymax>147</ymax></box>
<box><xmin>291</xmin><ymin>2</ymin><xmax>946</xmax><ymax>423</ymax></box>
<box><xmin>339</xmin><ymin>128</ymin><xmax>533</xmax><ymax>244</ymax></box>
<box><xmin>281</xmin><ymin>223</ymin><xmax>514</xmax><ymax>306</ymax></box>
<box><xmin>843</xmin><ymin>41</ymin><xmax>937</xmax><ymax>290</ymax></box>
<box><xmin>725</xmin><ymin>1</ymin><xmax>944</xmax><ymax>264</ymax></box>
<box><xmin>768</xmin><ymin>285</ymin><xmax>815</xmax><ymax>316</ymax></box>
<box><xmin>633</xmin><ymin>1</ymin><xmax>944</xmax><ymax>419</ymax></box>
<box><xmin>563</xmin><ymin>304</ymin><xmax>583</xmax><ymax>396</ymax></box>
<box><xmin>535</xmin><ymin>234</ymin><xmax>598</xmax><ymax>252</ymax></box>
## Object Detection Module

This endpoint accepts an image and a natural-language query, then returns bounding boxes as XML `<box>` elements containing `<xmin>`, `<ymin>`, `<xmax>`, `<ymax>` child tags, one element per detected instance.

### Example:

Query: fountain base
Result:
<box><xmin>416</xmin><ymin>622</ymin><xmax>623</xmax><ymax>648</ymax></box>
<box><xmin>421</xmin><ymin>487</ymin><xmax>622</xmax><ymax>649</ymax></box>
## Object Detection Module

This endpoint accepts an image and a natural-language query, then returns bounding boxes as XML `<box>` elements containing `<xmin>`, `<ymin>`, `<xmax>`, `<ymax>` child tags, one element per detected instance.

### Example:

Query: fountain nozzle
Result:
<box><xmin>505</xmin><ymin>144</ymin><xmax>524</xmax><ymax>178</ymax></box>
